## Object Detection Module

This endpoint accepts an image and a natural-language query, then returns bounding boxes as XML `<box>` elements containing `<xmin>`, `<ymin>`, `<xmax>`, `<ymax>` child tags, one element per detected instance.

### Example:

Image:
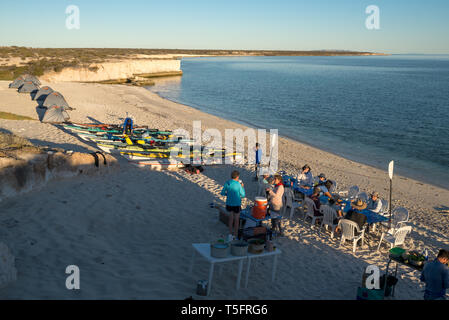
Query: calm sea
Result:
<box><xmin>149</xmin><ymin>55</ymin><xmax>449</xmax><ymax>190</ymax></box>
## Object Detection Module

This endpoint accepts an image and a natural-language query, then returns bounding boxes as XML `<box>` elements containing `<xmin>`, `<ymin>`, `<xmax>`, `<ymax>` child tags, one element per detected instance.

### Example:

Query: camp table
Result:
<box><xmin>240</xmin><ymin>207</ymin><xmax>273</xmax><ymax>226</ymax></box>
<box><xmin>189</xmin><ymin>243</ymin><xmax>246</xmax><ymax>296</ymax></box>
<box><xmin>384</xmin><ymin>253</ymin><xmax>424</xmax><ymax>297</ymax></box>
<box><xmin>244</xmin><ymin>247</ymin><xmax>282</xmax><ymax>289</ymax></box>
<box><xmin>319</xmin><ymin>198</ymin><xmax>388</xmax><ymax>225</ymax></box>
<box><xmin>341</xmin><ymin>200</ymin><xmax>389</xmax><ymax>224</ymax></box>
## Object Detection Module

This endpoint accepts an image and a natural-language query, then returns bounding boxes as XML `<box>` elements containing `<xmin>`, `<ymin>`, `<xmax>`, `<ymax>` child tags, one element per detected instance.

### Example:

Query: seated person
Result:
<box><xmin>297</xmin><ymin>164</ymin><xmax>313</xmax><ymax>189</ymax></box>
<box><xmin>316</xmin><ymin>173</ymin><xmax>334</xmax><ymax>199</ymax></box>
<box><xmin>309</xmin><ymin>187</ymin><xmax>323</xmax><ymax>218</ymax></box>
<box><xmin>345</xmin><ymin>210</ymin><xmax>367</xmax><ymax>231</ymax></box>
<box><xmin>328</xmin><ymin>196</ymin><xmax>344</xmax><ymax>218</ymax></box>
<box><xmin>367</xmin><ymin>191</ymin><xmax>383</xmax><ymax>213</ymax></box>
<box><xmin>345</xmin><ymin>199</ymin><xmax>368</xmax><ymax>231</ymax></box>
<box><xmin>321</xmin><ymin>204</ymin><xmax>340</xmax><ymax>225</ymax></box>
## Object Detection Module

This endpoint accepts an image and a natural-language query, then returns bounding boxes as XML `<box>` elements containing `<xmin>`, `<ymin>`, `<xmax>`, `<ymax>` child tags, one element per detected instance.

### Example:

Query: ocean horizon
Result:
<box><xmin>149</xmin><ymin>54</ymin><xmax>449</xmax><ymax>190</ymax></box>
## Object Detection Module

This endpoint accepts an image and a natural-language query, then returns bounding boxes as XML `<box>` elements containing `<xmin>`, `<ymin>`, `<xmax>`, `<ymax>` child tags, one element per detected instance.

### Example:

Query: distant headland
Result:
<box><xmin>0</xmin><ymin>46</ymin><xmax>388</xmax><ymax>84</ymax></box>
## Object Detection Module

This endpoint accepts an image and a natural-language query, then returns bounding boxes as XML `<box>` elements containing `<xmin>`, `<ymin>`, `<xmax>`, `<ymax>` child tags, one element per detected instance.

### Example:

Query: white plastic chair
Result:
<box><xmin>303</xmin><ymin>197</ymin><xmax>321</xmax><ymax>227</ymax></box>
<box><xmin>283</xmin><ymin>188</ymin><xmax>303</xmax><ymax>220</ymax></box>
<box><xmin>339</xmin><ymin>185</ymin><xmax>359</xmax><ymax>200</ymax></box>
<box><xmin>358</xmin><ymin>192</ymin><xmax>369</xmax><ymax>202</ymax></box>
<box><xmin>328</xmin><ymin>180</ymin><xmax>337</xmax><ymax>193</ymax></box>
<box><xmin>392</xmin><ymin>207</ymin><xmax>409</xmax><ymax>227</ymax></box>
<box><xmin>319</xmin><ymin>205</ymin><xmax>339</xmax><ymax>238</ymax></box>
<box><xmin>370</xmin><ymin>199</ymin><xmax>389</xmax><ymax>233</ymax></box>
<box><xmin>377</xmin><ymin>226</ymin><xmax>412</xmax><ymax>251</ymax></box>
<box><xmin>338</xmin><ymin>219</ymin><xmax>366</xmax><ymax>253</ymax></box>
<box><xmin>381</xmin><ymin>207</ymin><xmax>409</xmax><ymax>233</ymax></box>
<box><xmin>380</xmin><ymin>199</ymin><xmax>389</xmax><ymax>216</ymax></box>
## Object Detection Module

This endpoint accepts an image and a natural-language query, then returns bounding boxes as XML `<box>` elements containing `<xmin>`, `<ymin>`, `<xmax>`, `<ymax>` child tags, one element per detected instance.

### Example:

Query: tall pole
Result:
<box><xmin>388</xmin><ymin>161</ymin><xmax>394</xmax><ymax>229</ymax></box>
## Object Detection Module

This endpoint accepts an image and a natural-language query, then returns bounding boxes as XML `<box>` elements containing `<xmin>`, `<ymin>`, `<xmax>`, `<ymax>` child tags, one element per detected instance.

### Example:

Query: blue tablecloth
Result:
<box><xmin>319</xmin><ymin>198</ymin><xmax>388</xmax><ymax>224</ymax></box>
<box><xmin>240</xmin><ymin>208</ymin><xmax>273</xmax><ymax>224</ymax></box>
<box><xmin>293</xmin><ymin>184</ymin><xmax>313</xmax><ymax>196</ymax></box>
<box><xmin>283</xmin><ymin>175</ymin><xmax>314</xmax><ymax>196</ymax></box>
<box><xmin>343</xmin><ymin>201</ymin><xmax>388</xmax><ymax>224</ymax></box>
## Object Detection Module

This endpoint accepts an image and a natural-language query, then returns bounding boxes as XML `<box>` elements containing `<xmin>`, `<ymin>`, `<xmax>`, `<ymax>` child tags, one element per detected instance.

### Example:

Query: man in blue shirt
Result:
<box><xmin>221</xmin><ymin>170</ymin><xmax>246</xmax><ymax>240</ymax></box>
<box><xmin>420</xmin><ymin>249</ymin><xmax>449</xmax><ymax>300</ymax></box>
<box><xmin>255</xmin><ymin>143</ymin><xmax>262</xmax><ymax>180</ymax></box>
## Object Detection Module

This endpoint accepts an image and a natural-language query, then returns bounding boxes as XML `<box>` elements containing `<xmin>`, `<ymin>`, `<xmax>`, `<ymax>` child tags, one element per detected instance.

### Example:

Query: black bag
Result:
<box><xmin>379</xmin><ymin>274</ymin><xmax>398</xmax><ymax>297</ymax></box>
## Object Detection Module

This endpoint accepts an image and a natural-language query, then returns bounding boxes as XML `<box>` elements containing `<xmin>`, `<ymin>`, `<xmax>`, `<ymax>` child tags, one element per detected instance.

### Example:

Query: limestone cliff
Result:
<box><xmin>41</xmin><ymin>59</ymin><xmax>182</xmax><ymax>82</ymax></box>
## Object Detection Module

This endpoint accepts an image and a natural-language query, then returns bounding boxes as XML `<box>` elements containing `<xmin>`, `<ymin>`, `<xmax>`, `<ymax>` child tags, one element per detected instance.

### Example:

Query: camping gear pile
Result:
<box><xmin>8</xmin><ymin>74</ymin><xmax>74</xmax><ymax>123</ymax></box>
<box><xmin>63</xmin><ymin>117</ymin><xmax>243</xmax><ymax>170</ymax></box>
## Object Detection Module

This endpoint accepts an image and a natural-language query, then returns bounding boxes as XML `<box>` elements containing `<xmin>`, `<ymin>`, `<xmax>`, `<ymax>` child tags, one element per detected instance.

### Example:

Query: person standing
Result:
<box><xmin>254</xmin><ymin>143</ymin><xmax>262</xmax><ymax>180</ymax></box>
<box><xmin>420</xmin><ymin>249</ymin><xmax>449</xmax><ymax>300</ymax></box>
<box><xmin>266</xmin><ymin>174</ymin><xmax>285</xmax><ymax>236</ymax></box>
<box><xmin>221</xmin><ymin>170</ymin><xmax>246</xmax><ymax>241</ymax></box>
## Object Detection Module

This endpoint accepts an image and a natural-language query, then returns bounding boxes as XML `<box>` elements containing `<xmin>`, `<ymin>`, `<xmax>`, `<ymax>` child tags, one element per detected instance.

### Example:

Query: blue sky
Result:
<box><xmin>0</xmin><ymin>0</ymin><xmax>448</xmax><ymax>53</ymax></box>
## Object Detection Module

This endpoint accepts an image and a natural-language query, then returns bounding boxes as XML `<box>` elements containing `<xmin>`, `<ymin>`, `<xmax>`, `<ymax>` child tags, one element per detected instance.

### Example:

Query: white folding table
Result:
<box><xmin>189</xmin><ymin>243</ymin><xmax>246</xmax><ymax>296</ymax></box>
<box><xmin>244</xmin><ymin>249</ymin><xmax>281</xmax><ymax>288</ymax></box>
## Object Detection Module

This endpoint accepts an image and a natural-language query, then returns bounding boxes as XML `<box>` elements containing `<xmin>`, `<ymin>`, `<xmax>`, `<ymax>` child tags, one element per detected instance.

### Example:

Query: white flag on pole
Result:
<box><xmin>388</xmin><ymin>161</ymin><xmax>394</xmax><ymax>180</ymax></box>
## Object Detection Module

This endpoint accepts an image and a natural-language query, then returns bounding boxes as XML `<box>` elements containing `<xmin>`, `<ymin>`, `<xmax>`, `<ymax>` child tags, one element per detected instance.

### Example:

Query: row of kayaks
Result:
<box><xmin>61</xmin><ymin>119</ymin><xmax>243</xmax><ymax>169</ymax></box>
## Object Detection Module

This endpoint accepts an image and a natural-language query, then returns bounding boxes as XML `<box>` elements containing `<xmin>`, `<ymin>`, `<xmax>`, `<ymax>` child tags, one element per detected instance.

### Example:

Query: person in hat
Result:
<box><xmin>316</xmin><ymin>173</ymin><xmax>334</xmax><ymax>200</ymax></box>
<box><xmin>297</xmin><ymin>164</ymin><xmax>313</xmax><ymax>189</ymax></box>
<box><xmin>351</xmin><ymin>198</ymin><xmax>367</xmax><ymax>211</ymax></box>
<box><xmin>345</xmin><ymin>198</ymin><xmax>368</xmax><ymax>230</ymax></box>
<box><xmin>367</xmin><ymin>191</ymin><xmax>382</xmax><ymax>213</ymax></box>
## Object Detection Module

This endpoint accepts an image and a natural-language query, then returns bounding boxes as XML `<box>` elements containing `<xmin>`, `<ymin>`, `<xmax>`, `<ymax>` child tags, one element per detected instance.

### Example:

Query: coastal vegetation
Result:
<box><xmin>0</xmin><ymin>46</ymin><xmax>382</xmax><ymax>81</ymax></box>
<box><xmin>0</xmin><ymin>131</ymin><xmax>38</xmax><ymax>153</ymax></box>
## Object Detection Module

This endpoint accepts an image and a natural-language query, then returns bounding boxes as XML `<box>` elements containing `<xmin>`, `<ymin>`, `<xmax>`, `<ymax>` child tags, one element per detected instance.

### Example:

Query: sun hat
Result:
<box><xmin>371</xmin><ymin>191</ymin><xmax>379</xmax><ymax>198</ymax></box>
<box><xmin>351</xmin><ymin>198</ymin><xmax>367</xmax><ymax>210</ymax></box>
<box><xmin>318</xmin><ymin>173</ymin><xmax>326</xmax><ymax>179</ymax></box>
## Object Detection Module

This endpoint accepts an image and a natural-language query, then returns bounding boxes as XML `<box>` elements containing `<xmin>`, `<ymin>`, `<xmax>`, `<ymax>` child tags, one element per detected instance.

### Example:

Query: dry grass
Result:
<box><xmin>0</xmin><ymin>131</ymin><xmax>33</xmax><ymax>150</ymax></box>
<box><xmin>0</xmin><ymin>112</ymin><xmax>35</xmax><ymax>121</ymax></box>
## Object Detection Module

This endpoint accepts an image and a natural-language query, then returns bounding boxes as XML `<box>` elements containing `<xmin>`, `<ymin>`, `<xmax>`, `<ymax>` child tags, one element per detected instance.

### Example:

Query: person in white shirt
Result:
<box><xmin>367</xmin><ymin>192</ymin><xmax>383</xmax><ymax>213</ymax></box>
<box><xmin>297</xmin><ymin>164</ymin><xmax>313</xmax><ymax>189</ymax></box>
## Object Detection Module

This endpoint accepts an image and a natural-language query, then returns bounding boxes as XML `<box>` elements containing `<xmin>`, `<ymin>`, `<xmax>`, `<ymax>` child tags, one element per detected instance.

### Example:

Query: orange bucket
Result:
<box><xmin>252</xmin><ymin>197</ymin><xmax>268</xmax><ymax>219</ymax></box>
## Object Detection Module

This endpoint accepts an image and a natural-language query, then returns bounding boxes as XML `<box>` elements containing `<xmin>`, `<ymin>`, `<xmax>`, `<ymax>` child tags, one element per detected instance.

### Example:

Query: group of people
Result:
<box><xmin>220</xmin><ymin>164</ymin><xmax>449</xmax><ymax>300</ymax></box>
<box><xmin>296</xmin><ymin>164</ymin><xmax>386</xmax><ymax>230</ymax></box>
<box><xmin>221</xmin><ymin>169</ymin><xmax>285</xmax><ymax>242</ymax></box>
<box><xmin>221</xmin><ymin>162</ymin><xmax>384</xmax><ymax>241</ymax></box>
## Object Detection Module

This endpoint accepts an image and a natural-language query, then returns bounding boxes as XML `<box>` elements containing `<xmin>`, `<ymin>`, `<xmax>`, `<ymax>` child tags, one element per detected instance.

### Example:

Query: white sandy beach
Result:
<box><xmin>0</xmin><ymin>80</ymin><xmax>448</xmax><ymax>299</ymax></box>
